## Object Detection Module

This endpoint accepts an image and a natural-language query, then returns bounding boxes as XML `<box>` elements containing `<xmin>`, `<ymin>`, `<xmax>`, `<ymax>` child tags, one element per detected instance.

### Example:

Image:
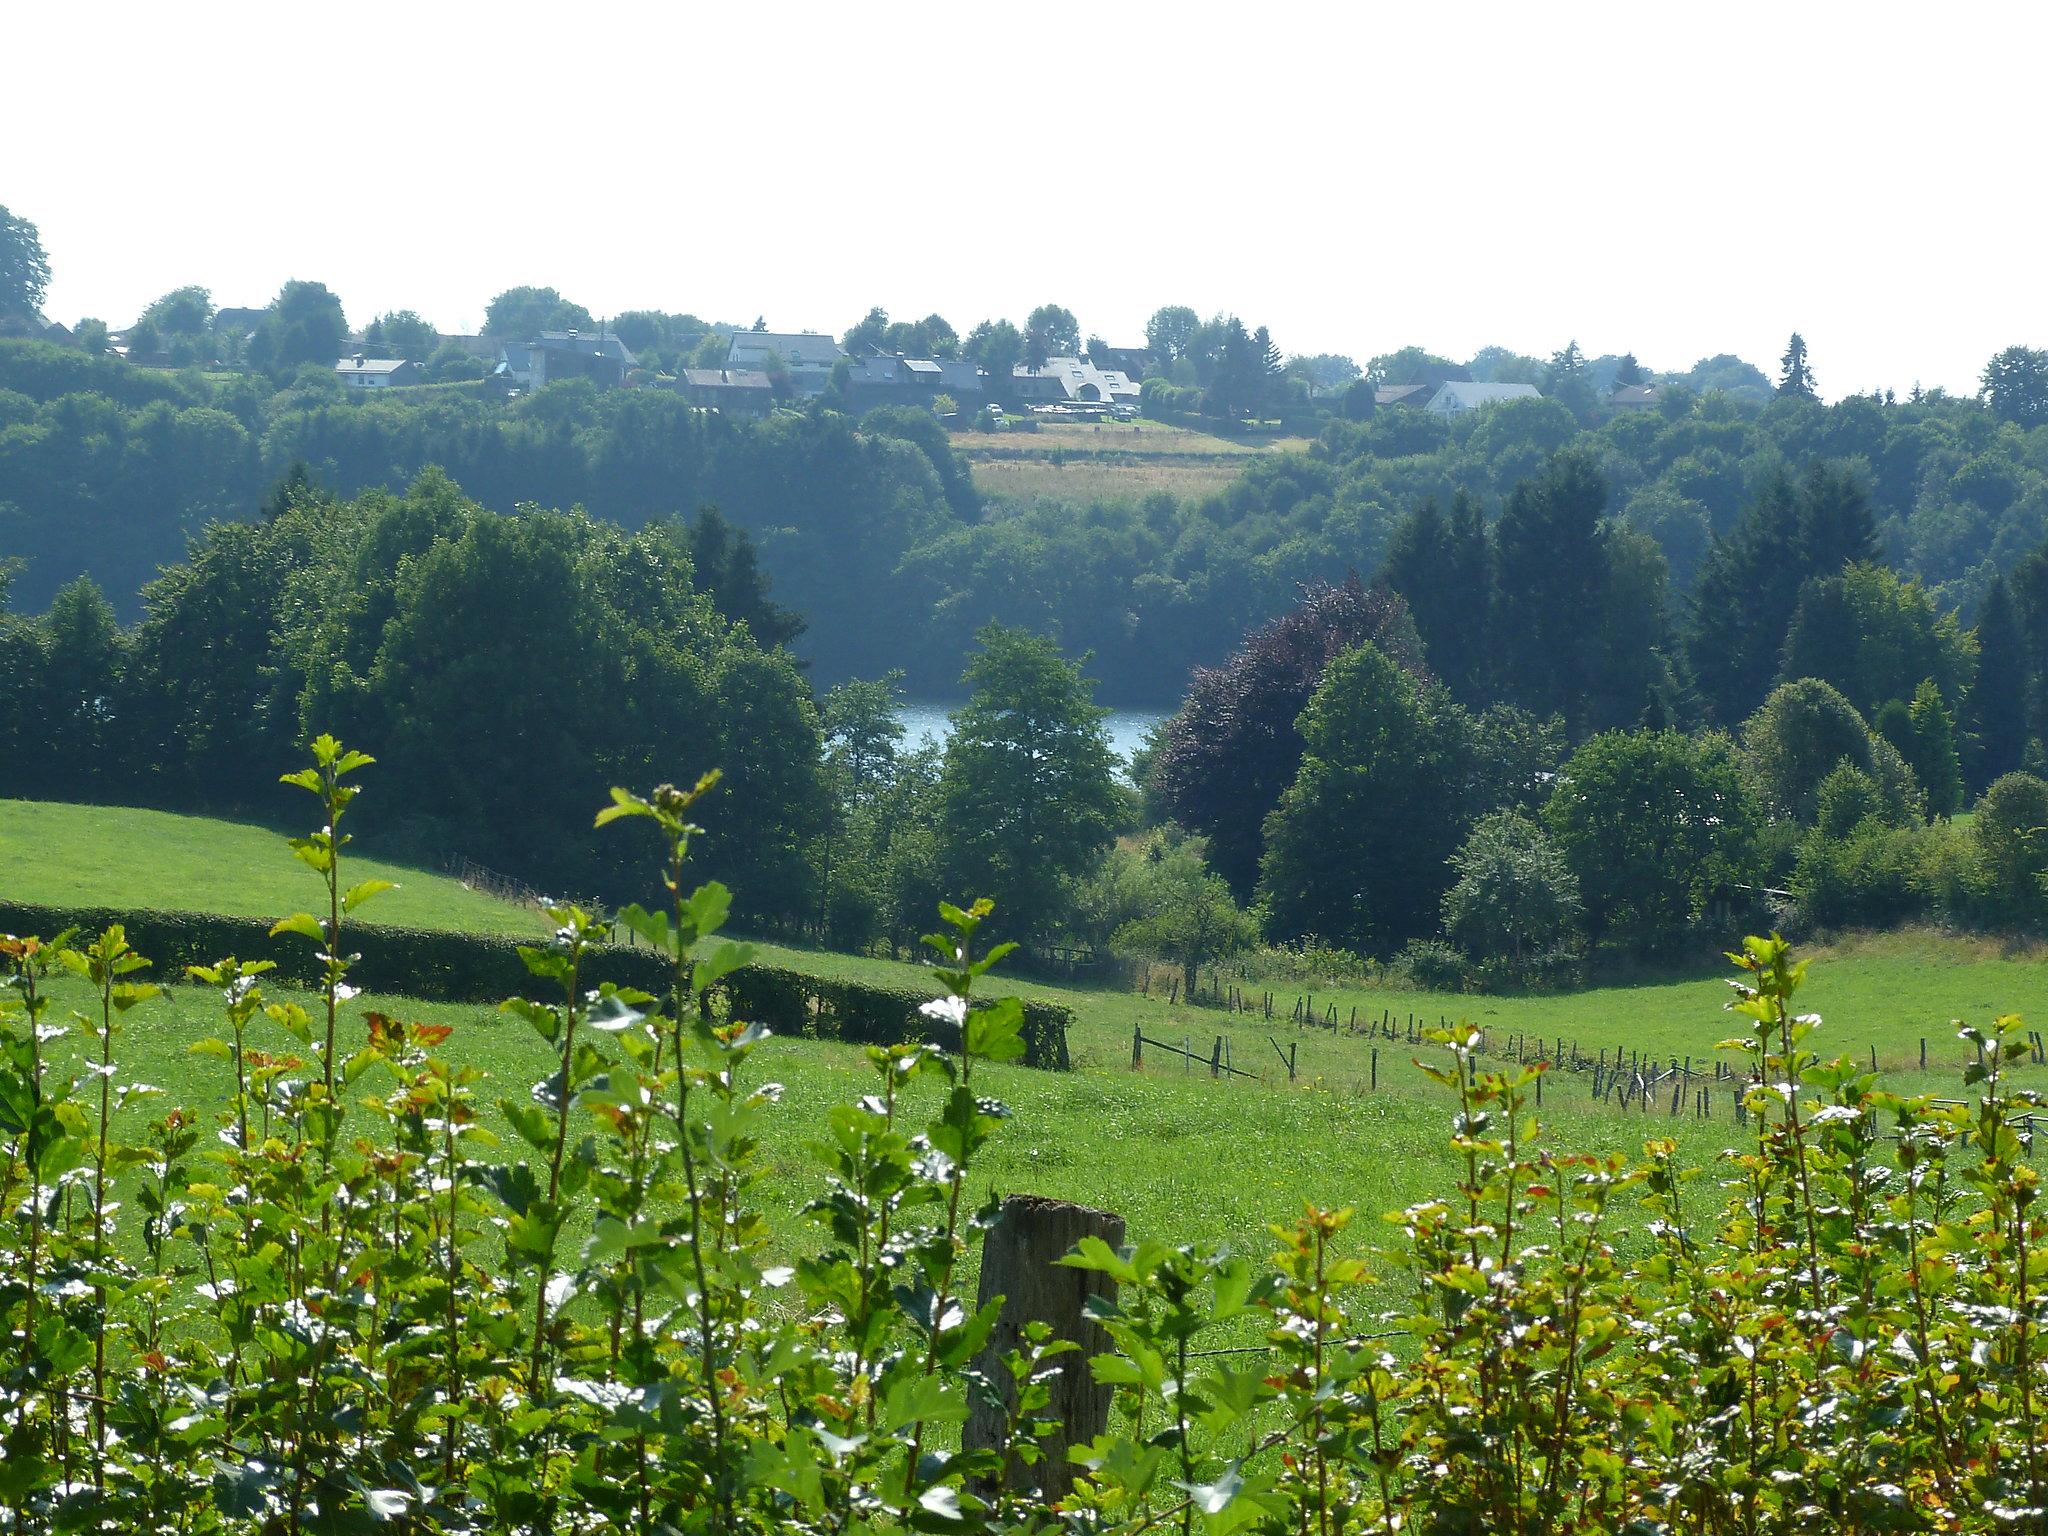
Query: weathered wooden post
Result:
<box><xmin>1370</xmin><ymin>1047</ymin><xmax>1378</xmax><ymax>1091</ymax></box>
<box><xmin>1131</xmin><ymin>1024</ymin><xmax>1143</xmax><ymax>1071</ymax></box>
<box><xmin>964</xmin><ymin>1195</ymin><xmax>1126</xmax><ymax>1504</ymax></box>
<box><xmin>1210</xmin><ymin>1036</ymin><xmax>1222</xmax><ymax>1078</ymax></box>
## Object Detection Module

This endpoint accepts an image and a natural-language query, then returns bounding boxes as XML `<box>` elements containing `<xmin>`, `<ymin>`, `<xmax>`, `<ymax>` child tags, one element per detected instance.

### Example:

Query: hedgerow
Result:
<box><xmin>4</xmin><ymin>736</ymin><xmax>2048</xmax><ymax>1532</ymax></box>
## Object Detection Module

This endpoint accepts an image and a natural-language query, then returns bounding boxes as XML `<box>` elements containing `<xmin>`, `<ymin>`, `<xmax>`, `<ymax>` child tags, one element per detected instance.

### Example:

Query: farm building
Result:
<box><xmin>334</xmin><ymin>355</ymin><xmax>419</xmax><ymax>388</ymax></box>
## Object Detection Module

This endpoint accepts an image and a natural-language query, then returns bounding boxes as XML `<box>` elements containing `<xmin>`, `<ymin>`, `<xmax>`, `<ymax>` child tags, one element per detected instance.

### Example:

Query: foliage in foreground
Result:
<box><xmin>6</xmin><ymin>741</ymin><xmax>2048</xmax><ymax>1532</ymax></box>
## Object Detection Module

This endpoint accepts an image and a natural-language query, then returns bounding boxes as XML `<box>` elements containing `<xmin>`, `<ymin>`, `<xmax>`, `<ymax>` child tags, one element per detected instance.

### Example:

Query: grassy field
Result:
<box><xmin>15</xmin><ymin>798</ymin><xmax>2048</xmax><ymax>1288</ymax></box>
<box><xmin>1</xmin><ymin>799</ymin><xmax>541</xmax><ymax>937</ymax></box>
<box><xmin>953</xmin><ymin>419</ymin><xmax>1311</xmax><ymax>501</ymax></box>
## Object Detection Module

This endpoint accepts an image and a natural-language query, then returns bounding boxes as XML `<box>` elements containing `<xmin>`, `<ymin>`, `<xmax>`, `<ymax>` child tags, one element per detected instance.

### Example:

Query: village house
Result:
<box><xmin>1374</xmin><ymin>383</ymin><xmax>1433</xmax><ymax>409</ymax></box>
<box><xmin>676</xmin><ymin>367</ymin><xmax>776</xmax><ymax>417</ymax></box>
<box><xmin>725</xmin><ymin>330</ymin><xmax>845</xmax><ymax>396</ymax></box>
<box><xmin>1422</xmin><ymin>380</ymin><xmax>1543</xmax><ymax>415</ymax></box>
<box><xmin>334</xmin><ymin>354</ymin><xmax>419</xmax><ymax>388</ymax></box>
<box><xmin>842</xmin><ymin>355</ymin><xmax>986</xmax><ymax>413</ymax></box>
<box><xmin>498</xmin><ymin>330</ymin><xmax>639</xmax><ymax>389</ymax></box>
<box><xmin>1607</xmin><ymin>383</ymin><xmax>1663</xmax><ymax>411</ymax></box>
<box><xmin>1009</xmin><ymin>356</ymin><xmax>1141</xmax><ymax>410</ymax></box>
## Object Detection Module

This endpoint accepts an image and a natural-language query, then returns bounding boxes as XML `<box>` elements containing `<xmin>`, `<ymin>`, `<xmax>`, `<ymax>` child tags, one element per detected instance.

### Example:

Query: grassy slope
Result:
<box><xmin>18</xmin><ymin>800</ymin><xmax>2048</xmax><ymax>1277</ymax></box>
<box><xmin>0</xmin><ymin>799</ymin><xmax>541</xmax><ymax>937</ymax></box>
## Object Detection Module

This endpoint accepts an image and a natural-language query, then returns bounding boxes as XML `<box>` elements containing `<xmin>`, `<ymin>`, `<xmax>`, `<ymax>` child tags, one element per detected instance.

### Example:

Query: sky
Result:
<box><xmin>7</xmin><ymin>2</ymin><xmax>2045</xmax><ymax>399</ymax></box>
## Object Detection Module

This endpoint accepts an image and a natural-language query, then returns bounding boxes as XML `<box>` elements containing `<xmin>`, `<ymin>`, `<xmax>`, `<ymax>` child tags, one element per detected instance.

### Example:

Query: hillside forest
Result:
<box><xmin>10</xmin><ymin>241</ymin><xmax>2048</xmax><ymax>976</ymax></box>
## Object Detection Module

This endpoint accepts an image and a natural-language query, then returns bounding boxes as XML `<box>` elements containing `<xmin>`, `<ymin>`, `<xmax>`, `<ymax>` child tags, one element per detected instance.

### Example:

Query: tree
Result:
<box><xmin>483</xmin><ymin>285</ymin><xmax>593</xmax><ymax>339</ymax></box>
<box><xmin>1380</xmin><ymin>491</ymin><xmax>1491</xmax><ymax>704</ymax></box>
<box><xmin>842</xmin><ymin>306</ymin><xmax>890</xmax><ymax>355</ymax></box>
<box><xmin>1025</xmin><ymin>303</ymin><xmax>1080</xmax><ymax>361</ymax></box>
<box><xmin>1982</xmin><ymin>346</ymin><xmax>2048</xmax><ymax>427</ymax></box>
<box><xmin>1778</xmin><ymin>332</ymin><xmax>1818</xmax><ymax>400</ymax></box>
<box><xmin>363</xmin><ymin>309</ymin><xmax>437</xmax><ymax>362</ymax></box>
<box><xmin>685</xmin><ymin>505</ymin><xmax>805</xmax><ymax>649</ymax></box>
<box><xmin>1285</xmin><ymin>353</ymin><xmax>1362</xmax><ymax>398</ymax></box>
<box><xmin>1779</xmin><ymin>562</ymin><xmax>1975</xmax><ymax>718</ymax></box>
<box><xmin>966</xmin><ymin>319</ymin><xmax>1023</xmax><ymax>385</ymax></box>
<box><xmin>1613</xmin><ymin>352</ymin><xmax>1645</xmax><ymax>387</ymax></box>
<box><xmin>934</xmin><ymin>625</ymin><xmax>1120</xmax><ymax>944</ymax></box>
<box><xmin>1970</xmin><ymin>574</ymin><xmax>2030</xmax><ymax>789</ymax></box>
<box><xmin>1367</xmin><ymin>346</ymin><xmax>1462</xmax><ymax>387</ymax></box>
<box><xmin>1257</xmin><ymin>642</ymin><xmax>1472</xmax><ymax>954</ymax></box>
<box><xmin>1742</xmin><ymin>677</ymin><xmax>1919</xmax><ymax>825</ymax></box>
<box><xmin>1113</xmin><ymin>840</ymin><xmax>1258</xmax><ymax>999</ymax></box>
<box><xmin>1150</xmin><ymin>575</ymin><xmax>1426</xmax><ymax>896</ymax></box>
<box><xmin>821</xmin><ymin>671</ymin><xmax>906</xmax><ymax>808</ymax></box>
<box><xmin>246</xmin><ymin>280</ymin><xmax>347</xmax><ymax>376</ymax></box>
<box><xmin>139</xmin><ymin>285</ymin><xmax>213</xmax><ymax>337</ymax></box>
<box><xmin>1544</xmin><ymin>729</ymin><xmax>1759</xmax><ymax>945</ymax></box>
<box><xmin>1688</xmin><ymin>463</ymin><xmax>1878</xmax><ymax>723</ymax></box>
<box><xmin>1905</xmin><ymin>677</ymin><xmax>1965</xmax><ymax>818</ymax></box>
<box><xmin>0</xmin><ymin>204</ymin><xmax>50</xmax><ymax>319</ymax></box>
<box><xmin>74</xmin><ymin>317</ymin><xmax>110</xmax><ymax>354</ymax></box>
<box><xmin>1440</xmin><ymin>810</ymin><xmax>1583</xmax><ymax>972</ymax></box>
<box><xmin>24</xmin><ymin>576</ymin><xmax>126</xmax><ymax>798</ymax></box>
<box><xmin>1973</xmin><ymin>773</ymin><xmax>2048</xmax><ymax>926</ymax></box>
<box><xmin>1544</xmin><ymin>339</ymin><xmax>1597</xmax><ymax>420</ymax></box>
<box><xmin>1145</xmin><ymin>306</ymin><xmax>1201</xmax><ymax>364</ymax></box>
<box><xmin>1492</xmin><ymin>448</ymin><xmax>1613</xmax><ymax>730</ymax></box>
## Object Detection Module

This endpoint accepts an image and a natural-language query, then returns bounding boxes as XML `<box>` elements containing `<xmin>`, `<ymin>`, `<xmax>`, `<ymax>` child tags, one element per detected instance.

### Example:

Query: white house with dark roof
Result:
<box><xmin>1423</xmin><ymin>380</ymin><xmax>1543</xmax><ymax>415</ymax></box>
<box><xmin>334</xmin><ymin>355</ymin><xmax>418</xmax><ymax>388</ymax></box>
<box><xmin>1010</xmin><ymin>356</ymin><xmax>1141</xmax><ymax>409</ymax></box>
<box><xmin>725</xmin><ymin>330</ymin><xmax>845</xmax><ymax>395</ymax></box>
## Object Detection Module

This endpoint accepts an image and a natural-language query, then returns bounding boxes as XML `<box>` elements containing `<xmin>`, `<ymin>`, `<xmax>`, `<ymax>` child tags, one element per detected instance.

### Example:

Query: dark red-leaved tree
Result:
<box><xmin>1148</xmin><ymin>574</ymin><xmax>1427</xmax><ymax>897</ymax></box>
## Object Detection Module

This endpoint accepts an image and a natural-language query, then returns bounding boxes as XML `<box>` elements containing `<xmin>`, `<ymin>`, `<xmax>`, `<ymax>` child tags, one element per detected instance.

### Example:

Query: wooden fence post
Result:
<box><xmin>1131</xmin><ymin>1024</ymin><xmax>1142</xmax><ymax>1071</ymax></box>
<box><xmin>1370</xmin><ymin>1047</ymin><xmax>1378</xmax><ymax>1091</ymax></box>
<box><xmin>964</xmin><ymin>1195</ymin><xmax>1126</xmax><ymax>1504</ymax></box>
<box><xmin>1211</xmin><ymin>1037</ymin><xmax>1222</xmax><ymax>1078</ymax></box>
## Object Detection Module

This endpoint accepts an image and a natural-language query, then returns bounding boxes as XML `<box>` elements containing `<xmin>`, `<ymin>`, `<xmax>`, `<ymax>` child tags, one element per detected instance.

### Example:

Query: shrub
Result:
<box><xmin>0</xmin><ymin>897</ymin><xmax>1074</xmax><ymax>1069</ymax></box>
<box><xmin>1971</xmin><ymin>770</ymin><xmax>2048</xmax><ymax>927</ymax></box>
<box><xmin>1440</xmin><ymin>810</ymin><xmax>1583</xmax><ymax>978</ymax></box>
<box><xmin>1790</xmin><ymin>821</ymin><xmax>1936</xmax><ymax>931</ymax></box>
<box><xmin>1389</xmin><ymin>936</ymin><xmax>1475</xmax><ymax>991</ymax></box>
<box><xmin>1812</xmin><ymin>761</ymin><xmax>1887</xmax><ymax>839</ymax></box>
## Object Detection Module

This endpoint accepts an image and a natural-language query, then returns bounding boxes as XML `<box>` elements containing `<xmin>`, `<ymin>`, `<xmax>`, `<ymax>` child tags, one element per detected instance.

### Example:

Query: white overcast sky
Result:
<box><xmin>7</xmin><ymin>2</ymin><xmax>2043</xmax><ymax>399</ymax></box>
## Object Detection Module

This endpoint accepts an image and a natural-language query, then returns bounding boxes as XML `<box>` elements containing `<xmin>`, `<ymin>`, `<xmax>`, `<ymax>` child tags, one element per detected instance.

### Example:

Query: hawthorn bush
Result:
<box><xmin>5</xmin><ymin>738</ymin><xmax>2048</xmax><ymax>1532</ymax></box>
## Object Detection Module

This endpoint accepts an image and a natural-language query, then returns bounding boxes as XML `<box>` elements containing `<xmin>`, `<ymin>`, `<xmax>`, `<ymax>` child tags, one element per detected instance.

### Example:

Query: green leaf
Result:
<box><xmin>186</xmin><ymin>1038</ymin><xmax>233</xmax><ymax>1060</ymax></box>
<box><xmin>269</xmin><ymin>913</ymin><xmax>326</xmax><ymax>944</ymax></box>
<box><xmin>964</xmin><ymin>998</ymin><xmax>1026</xmax><ymax>1064</ymax></box>
<box><xmin>880</xmin><ymin>1372</ymin><xmax>963</xmax><ymax>1431</ymax></box>
<box><xmin>342</xmin><ymin>879</ymin><xmax>397</xmax><ymax>913</ymax></box>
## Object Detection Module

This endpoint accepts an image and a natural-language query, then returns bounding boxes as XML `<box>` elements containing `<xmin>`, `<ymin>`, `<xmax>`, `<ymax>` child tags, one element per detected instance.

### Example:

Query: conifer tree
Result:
<box><xmin>1778</xmin><ymin>332</ymin><xmax>1818</xmax><ymax>399</ymax></box>
<box><xmin>1907</xmin><ymin>677</ymin><xmax>1964</xmax><ymax>818</ymax></box>
<box><xmin>1970</xmin><ymin>573</ymin><xmax>2030</xmax><ymax>788</ymax></box>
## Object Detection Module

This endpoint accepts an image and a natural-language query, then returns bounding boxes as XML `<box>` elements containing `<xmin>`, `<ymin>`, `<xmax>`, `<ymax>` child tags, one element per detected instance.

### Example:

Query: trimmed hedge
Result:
<box><xmin>0</xmin><ymin>900</ymin><xmax>1072</xmax><ymax>1071</ymax></box>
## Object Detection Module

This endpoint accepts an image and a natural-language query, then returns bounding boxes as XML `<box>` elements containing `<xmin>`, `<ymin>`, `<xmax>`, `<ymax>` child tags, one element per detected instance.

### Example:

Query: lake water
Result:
<box><xmin>895</xmin><ymin>702</ymin><xmax>1170</xmax><ymax>771</ymax></box>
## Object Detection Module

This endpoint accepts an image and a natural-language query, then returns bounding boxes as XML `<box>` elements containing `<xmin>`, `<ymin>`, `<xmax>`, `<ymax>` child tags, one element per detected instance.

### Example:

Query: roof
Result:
<box><xmin>1425</xmin><ymin>380</ymin><xmax>1542</xmax><ymax>411</ymax></box>
<box><xmin>849</xmin><ymin>355</ymin><xmax>907</xmax><ymax>384</ymax></box>
<box><xmin>1375</xmin><ymin>383</ymin><xmax>1432</xmax><ymax>406</ymax></box>
<box><xmin>1609</xmin><ymin>384</ymin><xmax>1661</xmax><ymax>405</ymax></box>
<box><xmin>931</xmin><ymin>359</ymin><xmax>984</xmax><ymax>392</ymax></box>
<box><xmin>681</xmin><ymin>368</ymin><xmax>773</xmax><ymax>390</ymax></box>
<box><xmin>532</xmin><ymin>330</ymin><xmax>638</xmax><ymax>366</ymax></box>
<box><xmin>727</xmin><ymin>330</ymin><xmax>845</xmax><ymax>368</ymax></box>
<box><xmin>904</xmin><ymin>358</ymin><xmax>943</xmax><ymax>376</ymax></box>
<box><xmin>334</xmin><ymin>356</ymin><xmax>412</xmax><ymax>376</ymax></box>
<box><xmin>1012</xmin><ymin>356</ymin><xmax>1141</xmax><ymax>401</ymax></box>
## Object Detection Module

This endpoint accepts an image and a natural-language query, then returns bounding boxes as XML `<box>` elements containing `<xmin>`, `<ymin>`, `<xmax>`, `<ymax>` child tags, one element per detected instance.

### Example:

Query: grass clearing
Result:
<box><xmin>1</xmin><ymin>798</ymin><xmax>541</xmax><ymax>937</ymax></box>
